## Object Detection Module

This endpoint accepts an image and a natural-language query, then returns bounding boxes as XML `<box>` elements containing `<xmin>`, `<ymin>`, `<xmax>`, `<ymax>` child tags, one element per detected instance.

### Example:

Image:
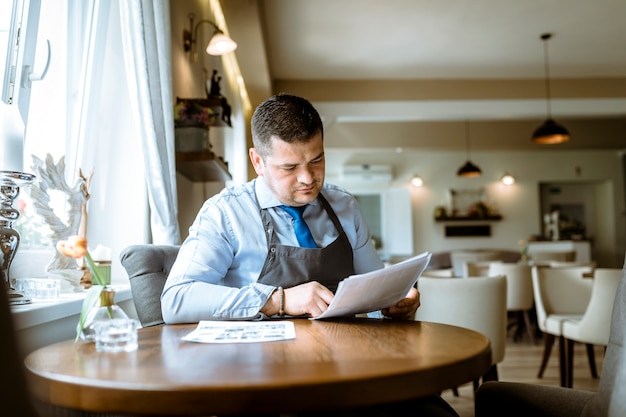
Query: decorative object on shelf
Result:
<box><xmin>446</xmin><ymin>188</ymin><xmax>501</xmax><ymax>220</ymax></box>
<box><xmin>518</xmin><ymin>239</ymin><xmax>529</xmax><ymax>262</ymax></box>
<box><xmin>56</xmin><ymin>235</ymin><xmax>127</xmax><ymax>341</ymax></box>
<box><xmin>457</xmin><ymin>121</ymin><xmax>482</xmax><ymax>178</ymax></box>
<box><xmin>434</xmin><ymin>206</ymin><xmax>448</xmax><ymax>220</ymax></box>
<box><xmin>174</xmin><ymin>98</ymin><xmax>217</xmax><ymax>129</ymax></box>
<box><xmin>183</xmin><ymin>12</ymin><xmax>237</xmax><ymax>62</ymax></box>
<box><xmin>532</xmin><ymin>33</ymin><xmax>570</xmax><ymax>145</ymax></box>
<box><xmin>0</xmin><ymin>170</ymin><xmax>36</xmax><ymax>305</ymax></box>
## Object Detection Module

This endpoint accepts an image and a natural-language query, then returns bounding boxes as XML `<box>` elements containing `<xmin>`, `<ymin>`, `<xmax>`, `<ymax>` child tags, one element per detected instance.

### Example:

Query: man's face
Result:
<box><xmin>249</xmin><ymin>133</ymin><xmax>325</xmax><ymax>206</ymax></box>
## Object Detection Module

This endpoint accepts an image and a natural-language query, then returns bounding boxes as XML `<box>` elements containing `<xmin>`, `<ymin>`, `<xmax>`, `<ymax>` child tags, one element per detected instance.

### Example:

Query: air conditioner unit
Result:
<box><xmin>341</xmin><ymin>164</ymin><xmax>393</xmax><ymax>182</ymax></box>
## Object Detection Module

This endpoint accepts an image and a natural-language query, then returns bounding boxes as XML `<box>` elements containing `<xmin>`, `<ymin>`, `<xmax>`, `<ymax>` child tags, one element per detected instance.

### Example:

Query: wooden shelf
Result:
<box><xmin>435</xmin><ymin>215</ymin><xmax>502</xmax><ymax>222</ymax></box>
<box><xmin>175</xmin><ymin>151</ymin><xmax>232</xmax><ymax>182</ymax></box>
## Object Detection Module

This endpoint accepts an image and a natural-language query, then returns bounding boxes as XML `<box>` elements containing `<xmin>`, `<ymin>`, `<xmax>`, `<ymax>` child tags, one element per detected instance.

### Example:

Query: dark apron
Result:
<box><xmin>256</xmin><ymin>193</ymin><xmax>354</xmax><ymax>293</ymax></box>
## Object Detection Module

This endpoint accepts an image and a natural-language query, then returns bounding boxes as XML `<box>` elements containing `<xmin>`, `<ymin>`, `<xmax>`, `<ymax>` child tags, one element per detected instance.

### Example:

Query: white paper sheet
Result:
<box><xmin>182</xmin><ymin>320</ymin><xmax>296</xmax><ymax>343</ymax></box>
<box><xmin>313</xmin><ymin>251</ymin><xmax>432</xmax><ymax>319</ymax></box>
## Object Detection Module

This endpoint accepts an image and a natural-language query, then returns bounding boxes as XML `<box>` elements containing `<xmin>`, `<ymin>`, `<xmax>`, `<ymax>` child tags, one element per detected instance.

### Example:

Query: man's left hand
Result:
<box><xmin>381</xmin><ymin>287</ymin><xmax>420</xmax><ymax>320</ymax></box>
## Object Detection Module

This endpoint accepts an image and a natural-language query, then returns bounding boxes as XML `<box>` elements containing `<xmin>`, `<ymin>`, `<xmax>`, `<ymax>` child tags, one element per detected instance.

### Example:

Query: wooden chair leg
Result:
<box><xmin>560</xmin><ymin>335</ymin><xmax>569</xmax><ymax>387</ymax></box>
<box><xmin>537</xmin><ymin>333</ymin><xmax>555</xmax><ymax>378</ymax></box>
<box><xmin>565</xmin><ymin>337</ymin><xmax>574</xmax><ymax>388</ymax></box>
<box><xmin>586</xmin><ymin>343</ymin><xmax>598</xmax><ymax>378</ymax></box>
<box><xmin>522</xmin><ymin>310</ymin><xmax>536</xmax><ymax>344</ymax></box>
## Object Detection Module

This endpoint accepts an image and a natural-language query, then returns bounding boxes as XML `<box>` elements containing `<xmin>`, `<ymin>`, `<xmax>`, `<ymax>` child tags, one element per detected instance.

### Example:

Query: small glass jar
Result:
<box><xmin>80</xmin><ymin>286</ymin><xmax>129</xmax><ymax>341</ymax></box>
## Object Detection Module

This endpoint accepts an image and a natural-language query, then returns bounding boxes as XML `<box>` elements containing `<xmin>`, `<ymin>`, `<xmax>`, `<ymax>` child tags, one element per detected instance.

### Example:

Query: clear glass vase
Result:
<box><xmin>80</xmin><ymin>286</ymin><xmax>129</xmax><ymax>341</ymax></box>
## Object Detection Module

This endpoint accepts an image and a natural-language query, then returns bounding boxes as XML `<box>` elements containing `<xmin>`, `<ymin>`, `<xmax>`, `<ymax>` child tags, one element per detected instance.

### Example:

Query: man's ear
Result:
<box><xmin>249</xmin><ymin>148</ymin><xmax>264</xmax><ymax>176</ymax></box>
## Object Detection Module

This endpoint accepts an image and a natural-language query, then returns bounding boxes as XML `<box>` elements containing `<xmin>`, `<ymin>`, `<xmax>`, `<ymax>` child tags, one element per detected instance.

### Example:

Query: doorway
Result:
<box><xmin>539</xmin><ymin>181</ymin><xmax>615</xmax><ymax>267</ymax></box>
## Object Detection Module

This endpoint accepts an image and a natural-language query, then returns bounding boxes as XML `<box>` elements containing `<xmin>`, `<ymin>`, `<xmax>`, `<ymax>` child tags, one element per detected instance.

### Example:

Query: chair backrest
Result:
<box><xmin>415</xmin><ymin>275</ymin><xmax>507</xmax><ymax>365</ymax></box>
<box><xmin>531</xmin><ymin>250</ymin><xmax>576</xmax><ymax>262</ymax></box>
<box><xmin>571</xmin><ymin>268</ymin><xmax>622</xmax><ymax>346</ymax></box>
<box><xmin>463</xmin><ymin>260</ymin><xmax>502</xmax><ymax>277</ymax></box>
<box><xmin>581</xmin><ymin>256</ymin><xmax>626</xmax><ymax>417</ymax></box>
<box><xmin>488</xmin><ymin>262</ymin><xmax>534</xmax><ymax>311</ymax></box>
<box><xmin>421</xmin><ymin>268</ymin><xmax>455</xmax><ymax>278</ymax></box>
<box><xmin>450</xmin><ymin>250</ymin><xmax>502</xmax><ymax>277</ymax></box>
<box><xmin>119</xmin><ymin>244</ymin><xmax>180</xmax><ymax>327</ymax></box>
<box><xmin>531</xmin><ymin>266</ymin><xmax>593</xmax><ymax>331</ymax></box>
<box><xmin>549</xmin><ymin>261</ymin><xmax>597</xmax><ymax>269</ymax></box>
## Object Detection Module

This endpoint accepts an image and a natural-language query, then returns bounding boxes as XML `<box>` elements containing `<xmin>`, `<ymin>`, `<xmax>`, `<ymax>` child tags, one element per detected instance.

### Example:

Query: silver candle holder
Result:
<box><xmin>1</xmin><ymin>170</ymin><xmax>36</xmax><ymax>305</ymax></box>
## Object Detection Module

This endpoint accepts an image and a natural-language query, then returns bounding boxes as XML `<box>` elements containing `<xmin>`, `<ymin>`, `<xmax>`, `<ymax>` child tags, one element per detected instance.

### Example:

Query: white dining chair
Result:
<box><xmin>464</xmin><ymin>260</ymin><xmax>502</xmax><ymax>277</ymax></box>
<box><xmin>450</xmin><ymin>250</ymin><xmax>502</xmax><ymax>277</ymax></box>
<box><xmin>421</xmin><ymin>268</ymin><xmax>455</xmax><ymax>278</ymax></box>
<box><xmin>415</xmin><ymin>274</ymin><xmax>508</xmax><ymax>392</ymax></box>
<box><xmin>531</xmin><ymin>265</ymin><xmax>594</xmax><ymax>386</ymax></box>
<box><xmin>562</xmin><ymin>268</ymin><xmax>622</xmax><ymax>388</ymax></box>
<box><xmin>530</xmin><ymin>250</ymin><xmax>577</xmax><ymax>263</ymax></box>
<box><xmin>488</xmin><ymin>262</ymin><xmax>536</xmax><ymax>344</ymax></box>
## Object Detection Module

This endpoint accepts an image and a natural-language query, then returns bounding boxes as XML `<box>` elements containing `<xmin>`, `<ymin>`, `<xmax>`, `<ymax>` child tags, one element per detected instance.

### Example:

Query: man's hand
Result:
<box><xmin>284</xmin><ymin>281</ymin><xmax>334</xmax><ymax>318</ymax></box>
<box><xmin>381</xmin><ymin>287</ymin><xmax>420</xmax><ymax>320</ymax></box>
<box><xmin>262</xmin><ymin>281</ymin><xmax>334</xmax><ymax>318</ymax></box>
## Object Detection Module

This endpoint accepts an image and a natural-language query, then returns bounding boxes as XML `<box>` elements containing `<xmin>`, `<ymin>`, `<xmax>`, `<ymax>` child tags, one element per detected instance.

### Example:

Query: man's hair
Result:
<box><xmin>251</xmin><ymin>94</ymin><xmax>323</xmax><ymax>158</ymax></box>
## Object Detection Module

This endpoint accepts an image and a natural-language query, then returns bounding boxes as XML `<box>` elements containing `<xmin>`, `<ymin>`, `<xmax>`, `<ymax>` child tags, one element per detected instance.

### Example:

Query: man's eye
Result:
<box><xmin>282</xmin><ymin>166</ymin><xmax>297</xmax><ymax>171</ymax></box>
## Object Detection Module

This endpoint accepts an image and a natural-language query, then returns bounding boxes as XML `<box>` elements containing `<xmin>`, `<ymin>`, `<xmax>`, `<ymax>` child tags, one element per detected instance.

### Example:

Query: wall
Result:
<box><xmin>168</xmin><ymin>1</ymin><xmax>626</xmax><ymax>267</ymax></box>
<box><xmin>170</xmin><ymin>0</ymin><xmax>252</xmax><ymax>235</ymax></box>
<box><xmin>327</xmin><ymin>148</ymin><xmax>625</xmax><ymax>268</ymax></box>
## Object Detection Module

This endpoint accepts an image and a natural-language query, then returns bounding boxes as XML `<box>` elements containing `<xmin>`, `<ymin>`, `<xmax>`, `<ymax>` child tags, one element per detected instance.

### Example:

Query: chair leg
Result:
<box><xmin>522</xmin><ymin>310</ymin><xmax>536</xmax><ymax>344</ymax></box>
<box><xmin>537</xmin><ymin>333</ymin><xmax>555</xmax><ymax>378</ymax></box>
<box><xmin>560</xmin><ymin>335</ymin><xmax>568</xmax><ymax>387</ymax></box>
<box><xmin>565</xmin><ymin>337</ymin><xmax>574</xmax><ymax>388</ymax></box>
<box><xmin>586</xmin><ymin>343</ymin><xmax>598</xmax><ymax>378</ymax></box>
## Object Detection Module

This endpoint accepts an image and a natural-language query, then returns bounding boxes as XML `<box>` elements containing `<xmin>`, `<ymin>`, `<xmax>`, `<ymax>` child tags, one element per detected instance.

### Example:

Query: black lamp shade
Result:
<box><xmin>532</xmin><ymin>119</ymin><xmax>571</xmax><ymax>144</ymax></box>
<box><xmin>457</xmin><ymin>160</ymin><xmax>482</xmax><ymax>177</ymax></box>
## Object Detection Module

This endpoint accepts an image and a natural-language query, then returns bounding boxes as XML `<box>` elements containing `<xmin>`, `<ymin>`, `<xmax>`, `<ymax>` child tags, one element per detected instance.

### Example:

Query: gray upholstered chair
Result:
<box><xmin>119</xmin><ymin>244</ymin><xmax>180</xmax><ymax>327</ymax></box>
<box><xmin>475</xmin><ymin>254</ymin><xmax>626</xmax><ymax>417</ymax></box>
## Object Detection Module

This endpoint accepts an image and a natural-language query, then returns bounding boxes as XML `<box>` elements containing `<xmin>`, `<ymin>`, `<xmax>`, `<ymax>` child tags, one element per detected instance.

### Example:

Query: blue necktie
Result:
<box><xmin>279</xmin><ymin>205</ymin><xmax>318</xmax><ymax>248</ymax></box>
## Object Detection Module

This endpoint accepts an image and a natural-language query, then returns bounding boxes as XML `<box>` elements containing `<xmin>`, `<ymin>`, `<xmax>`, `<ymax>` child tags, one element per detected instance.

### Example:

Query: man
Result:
<box><xmin>161</xmin><ymin>94</ymin><xmax>458</xmax><ymax>416</ymax></box>
<box><xmin>162</xmin><ymin>93</ymin><xmax>419</xmax><ymax>322</ymax></box>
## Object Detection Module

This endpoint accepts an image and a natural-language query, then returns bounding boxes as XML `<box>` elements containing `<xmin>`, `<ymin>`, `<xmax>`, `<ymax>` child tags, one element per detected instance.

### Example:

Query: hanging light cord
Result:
<box><xmin>541</xmin><ymin>33</ymin><xmax>553</xmax><ymax>118</ymax></box>
<box><xmin>465</xmin><ymin>120</ymin><xmax>471</xmax><ymax>159</ymax></box>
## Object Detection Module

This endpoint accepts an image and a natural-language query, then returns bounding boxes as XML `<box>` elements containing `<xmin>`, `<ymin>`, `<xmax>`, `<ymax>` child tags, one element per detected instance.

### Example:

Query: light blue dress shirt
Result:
<box><xmin>161</xmin><ymin>178</ymin><xmax>384</xmax><ymax>323</ymax></box>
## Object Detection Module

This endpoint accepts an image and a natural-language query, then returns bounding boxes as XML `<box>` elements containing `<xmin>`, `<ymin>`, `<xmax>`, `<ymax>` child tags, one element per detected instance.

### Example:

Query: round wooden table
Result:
<box><xmin>25</xmin><ymin>318</ymin><xmax>491</xmax><ymax>416</ymax></box>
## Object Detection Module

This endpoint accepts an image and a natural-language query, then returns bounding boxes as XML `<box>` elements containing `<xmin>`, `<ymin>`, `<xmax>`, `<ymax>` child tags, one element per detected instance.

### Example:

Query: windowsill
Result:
<box><xmin>10</xmin><ymin>285</ymin><xmax>132</xmax><ymax>330</ymax></box>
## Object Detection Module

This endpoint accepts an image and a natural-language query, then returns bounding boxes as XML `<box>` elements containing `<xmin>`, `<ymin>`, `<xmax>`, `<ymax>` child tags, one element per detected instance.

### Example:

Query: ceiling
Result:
<box><xmin>227</xmin><ymin>0</ymin><xmax>626</xmax><ymax>151</ymax></box>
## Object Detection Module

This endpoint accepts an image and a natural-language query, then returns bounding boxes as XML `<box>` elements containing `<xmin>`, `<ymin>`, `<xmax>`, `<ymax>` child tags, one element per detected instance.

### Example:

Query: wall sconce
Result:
<box><xmin>410</xmin><ymin>175</ymin><xmax>424</xmax><ymax>187</ymax></box>
<box><xmin>501</xmin><ymin>173</ymin><xmax>515</xmax><ymax>185</ymax></box>
<box><xmin>183</xmin><ymin>12</ymin><xmax>237</xmax><ymax>62</ymax></box>
<box><xmin>532</xmin><ymin>33</ymin><xmax>570</xmax><ymax>144</ymax></box>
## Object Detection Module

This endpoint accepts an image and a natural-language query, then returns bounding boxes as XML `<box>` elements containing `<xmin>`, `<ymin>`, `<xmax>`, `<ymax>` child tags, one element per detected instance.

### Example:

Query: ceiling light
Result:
<box><xmin>532</xmin><ymin>33</ymin><xmax>570</xmax><ymax>145</ymax></box>
<box><xmin>183</xmin><ymin>13</ymin><xmax>237</xmax><ymax>62</ymax></box>
<box><xmin>501</xmin><ymin>173</ymin><xmax>515</xmax><ymax>185</ymax></box>
<box><xmin>410</xmin><ymin>175</ymin><xmax>424</xmax><ymax>187</ymax></box>
<box><xmin>457</xmin><ymin>121</ymin><xmax>482</xmax><ymax>178</ymax></box>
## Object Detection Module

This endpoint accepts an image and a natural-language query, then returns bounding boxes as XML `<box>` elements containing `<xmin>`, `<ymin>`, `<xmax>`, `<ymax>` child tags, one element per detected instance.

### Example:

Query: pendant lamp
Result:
<box><xmin>532</xmin><ymin>33</ymin><xmax>570</xmax><ymax>144</ymax></box>
<box><xmin>457</xmin><ymin>121</ymin><xmax>482</xmax><ymax>178</ymax></box>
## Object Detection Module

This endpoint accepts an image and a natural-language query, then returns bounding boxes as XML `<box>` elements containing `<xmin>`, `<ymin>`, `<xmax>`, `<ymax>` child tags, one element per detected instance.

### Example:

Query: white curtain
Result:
<box><xmin>118</xmin><ymin>0</ymin><xmax>180</xmax><ymax>245</ymax></box>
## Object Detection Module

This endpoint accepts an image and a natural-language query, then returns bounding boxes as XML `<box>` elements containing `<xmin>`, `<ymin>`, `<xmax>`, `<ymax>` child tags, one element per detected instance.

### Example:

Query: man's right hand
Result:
<box><xmin>284</xmin><ymin>281</ymin><xmax>335</xmax><ymax>318</ymax></box>
<box><xmin>262</xmin><ymin>281</ymin><xmax>334</xmax><ymax>318</ymax></box>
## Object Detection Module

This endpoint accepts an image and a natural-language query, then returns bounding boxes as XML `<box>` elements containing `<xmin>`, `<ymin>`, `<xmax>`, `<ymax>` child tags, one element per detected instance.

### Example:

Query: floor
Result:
<box><xmin>440</xmin><ymin>331</ymin><xmax>605</xmax><ymax>417</ymax></box>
